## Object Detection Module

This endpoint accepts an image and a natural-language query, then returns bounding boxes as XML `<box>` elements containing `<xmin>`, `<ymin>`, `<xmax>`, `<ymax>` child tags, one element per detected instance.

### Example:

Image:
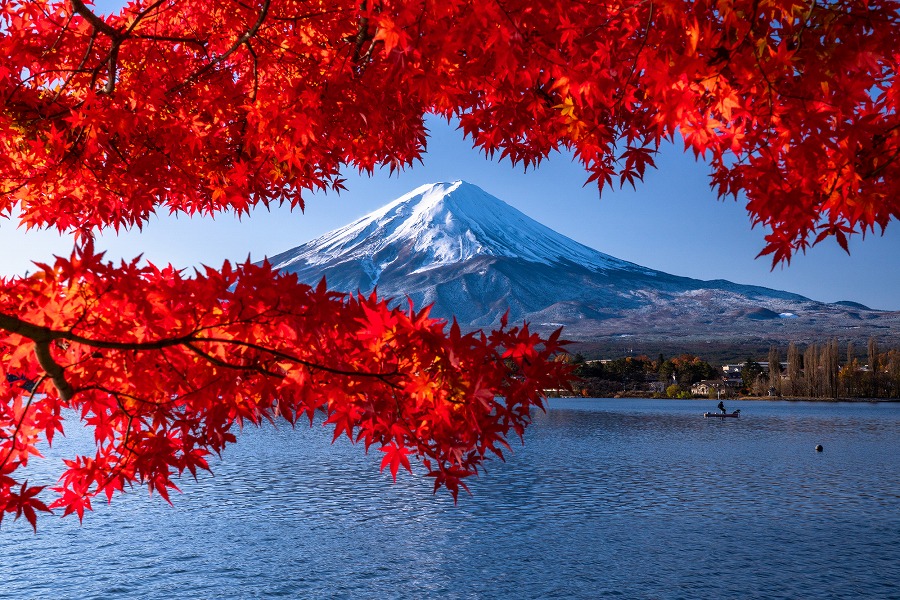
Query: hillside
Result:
<box><xmin>266</xmin><ymin>181</ymin><xmax>900</xmax><ymax>347</ymax></box>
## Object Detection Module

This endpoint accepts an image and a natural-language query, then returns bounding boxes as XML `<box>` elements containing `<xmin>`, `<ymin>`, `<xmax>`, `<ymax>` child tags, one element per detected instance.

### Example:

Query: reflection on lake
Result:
<box><xmin>2</xmin><ymin>399</ymin><xmax>898</xmax><ymax>599</ymax></box>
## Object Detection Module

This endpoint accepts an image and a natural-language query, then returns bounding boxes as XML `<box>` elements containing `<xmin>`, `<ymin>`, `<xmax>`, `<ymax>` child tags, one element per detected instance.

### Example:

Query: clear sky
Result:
<box><xmin>2</xmin><ymin>116</ymin><xmax>898</xmax><ymax>310</ymax></box>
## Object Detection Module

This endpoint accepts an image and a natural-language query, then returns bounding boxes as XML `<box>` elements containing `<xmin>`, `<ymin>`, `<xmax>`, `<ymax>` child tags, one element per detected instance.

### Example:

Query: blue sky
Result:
<box><xmin>2</xmin><ymin>116</ymin><xmax>898</xmax><ymax>310</ymax></box>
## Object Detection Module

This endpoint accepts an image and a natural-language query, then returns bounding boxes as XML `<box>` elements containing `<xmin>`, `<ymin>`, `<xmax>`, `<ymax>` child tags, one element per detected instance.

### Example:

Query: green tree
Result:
<box><xmin>659</xmin><ymin>360</ymin><xmax>676</xmax><ymax>384</ymax></box>
<box><xmin>668</xmin><ymin>354</ymin><xmax>717</xmax><ymax>385</ymax></box>
<box><xmin>575</xmin><ymin>361</ymin><xmax>607</xmax><ymax>379</ymax></box>
<box><xmin>741</xmin><ymin>359</ymin><xmax>764</xmax><ymax>394</ymax></box>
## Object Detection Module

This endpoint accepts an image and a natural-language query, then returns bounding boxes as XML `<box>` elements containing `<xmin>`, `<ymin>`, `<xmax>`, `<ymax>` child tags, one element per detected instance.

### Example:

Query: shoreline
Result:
<box><xmin>560</xmin><ymin>391</ymin><xmax>900</xmax><ymax>403</ymax></box>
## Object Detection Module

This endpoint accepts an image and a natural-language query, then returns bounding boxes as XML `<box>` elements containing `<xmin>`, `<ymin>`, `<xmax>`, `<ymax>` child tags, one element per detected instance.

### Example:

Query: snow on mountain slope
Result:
<box><xmin>269</xmin><ymin>181</ymin><xmax>652</xmax><ymax>282</ymax></box>
<box><xmin>265</xmin><ymin>181</ymin><xmax>899</xmax><ymax>344</ymax></box>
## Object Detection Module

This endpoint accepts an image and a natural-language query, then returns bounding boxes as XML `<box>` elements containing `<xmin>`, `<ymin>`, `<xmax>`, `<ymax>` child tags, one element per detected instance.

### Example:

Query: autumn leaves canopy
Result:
<box><xmin>1</xmin><ymin>0</ymin><xmax>898</xmax><ymax>528</ymax></box>
<box><xmin>3</xmin><ymin>0</ymin><xmax>897</xmax><ymax>255</ymax></box>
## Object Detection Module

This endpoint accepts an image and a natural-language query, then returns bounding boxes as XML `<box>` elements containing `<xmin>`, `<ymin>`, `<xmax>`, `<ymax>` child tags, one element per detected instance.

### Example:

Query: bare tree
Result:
<box><xmin>787</xmin><ymin>342</ymin><xmax>801</xmax><ymax>396</ymax></box>
<box><xmin>768</xmin><ymin>345</ymin><xmax>782</xmax><ymax>396</ymax></box>
<box><xmin>821</xmin><ymin>339</ymin><xmax>839</xmax><ymax>400</ymax></box>
<box><xmin>886</xmin><ymin>351</ymin><xmax>900</xmax><ymax>399</ymax></box>
<box><xmin>868</xmin><ymin>337</ymin><xmax>879</xmax><ymax>397</ymax></box>
<box><xmin>804</xmin><ymin>344</ymin><xmax>819</xmax><ymax>397</ymax></box>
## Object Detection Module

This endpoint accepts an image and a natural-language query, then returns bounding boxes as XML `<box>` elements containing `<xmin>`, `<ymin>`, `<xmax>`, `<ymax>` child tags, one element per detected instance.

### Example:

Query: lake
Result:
<box><xmin>2</xmin><ymin>399</ymin><xmax>898</xmax><ymax>599</ymax></box>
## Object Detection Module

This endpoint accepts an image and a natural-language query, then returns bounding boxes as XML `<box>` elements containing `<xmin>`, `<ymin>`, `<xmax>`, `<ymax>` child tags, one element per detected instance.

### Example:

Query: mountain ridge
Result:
<box><xmin>266</xmin><ymin>181</ymin><xmax>899</xmax><ymax>345</ymax></box>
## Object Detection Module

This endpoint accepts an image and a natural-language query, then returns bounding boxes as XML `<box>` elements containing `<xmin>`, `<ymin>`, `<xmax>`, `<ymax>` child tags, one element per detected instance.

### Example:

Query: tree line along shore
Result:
<box><xmin>559</xmin><ymin>338</ymin><xmax>900</xmax><ymax>400</ymax></box>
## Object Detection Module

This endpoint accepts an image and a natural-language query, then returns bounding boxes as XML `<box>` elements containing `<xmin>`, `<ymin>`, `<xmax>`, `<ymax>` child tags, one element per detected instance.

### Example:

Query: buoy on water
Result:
<box><xmin>815</xmin><ymin>444</ymin><xmax>824</xmax><ymax>452</ymax></box>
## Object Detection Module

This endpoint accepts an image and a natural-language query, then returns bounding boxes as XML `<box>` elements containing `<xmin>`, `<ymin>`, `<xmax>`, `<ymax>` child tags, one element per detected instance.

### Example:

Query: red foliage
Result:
<box><xmin>1</xmin><ymin>0</ymin><xmax>896</xmax><ymax>256</ymax></box>
<box><xmin>0</xmin><ymin>246</ymin><xmax>570</xmax><ymax>528</ymax></box>
<box><xmin>1</xmin><ymin>0</ymin><xmax>898</xmax><ymax>527</ymax></box>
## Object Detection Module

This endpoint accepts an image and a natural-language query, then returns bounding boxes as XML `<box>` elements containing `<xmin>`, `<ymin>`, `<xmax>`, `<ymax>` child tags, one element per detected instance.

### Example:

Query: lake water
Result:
<box><xmin>2</xmin><ymin>399</ymin><xmax>898</xmax><ymax>599</ymax></box>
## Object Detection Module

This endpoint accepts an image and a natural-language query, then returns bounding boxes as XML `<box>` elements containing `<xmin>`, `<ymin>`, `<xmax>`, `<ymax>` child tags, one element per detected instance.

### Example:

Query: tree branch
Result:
<box><xmin>168</xmin><ymin>0</ymin><xmax>271</xmax><ymax>95</ymax></box>
<box><xmin>184</xmin><ymin>341</ymin><xmax>285</xmax><ymax>379</ymax></box>
<box><xmin>195</xmin><ymin>336</ymin><xmax>402</xmax><ymax>383</ymax></box>
<box><xmin>134</xmin><ymin>34</ymin><xmax>208</xmax><ymax>47</ymax></box>
<box><xmin>70</xmin><ymin>0</ymin><xmax>119</xmax><ymax>37</ymax></box>
<box><xmin>33</xmin><ymin>342</ymin><xmax>75</xmax><ymax>402</ymax></box>
<box><xmin>0</xmin><ymin>311</ymin><xmax>400</xmax><ymax>386</ymax></box>
<box><xmin>0</xmin><ymin>375</ymin><xmax>47</xmax><ymax>472</ymax></box>
<box><xmin>70</xmin><ymin>0</ymin><xmax>124</xmax><ymax>94</ymax></box>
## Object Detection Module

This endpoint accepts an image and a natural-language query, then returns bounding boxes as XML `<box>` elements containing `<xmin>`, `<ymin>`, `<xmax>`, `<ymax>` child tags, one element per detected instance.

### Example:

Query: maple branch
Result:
<box><xmin>104</xmin><ymin>39</ymin><xmax>120</xmax><ymax>94</ymax></box>
<box><xmin>0</xmin><ymin>375</ymin><xmax>47</xmax><ymax>473</ymax></box>
<box><xmin>47</xmin><ymin>13</ymin><xmax>76</xmax><ymax>55</ymax></box>
<box><xmin>349</xmin><ymin>15</ymin><xmax>373</xmax><ymax>67</ymax></box>
<box><xmin>194</xmin><ymin>337</ymin><xmax>402</xmax><ymax>383</ymax></box>
<box><xmin>108</xmin><ymin>138</ymin><xmax>131</xmax><ymax>167</ymax></box>
<box><xmin>169</xmin><ymin>0</ymin><xmax>271</xmax><ymax>94</ymax></box>
<box><xmin>789</xmin><ymin>0</ymin><xmax>817</xmax><ymax>52</ymax></box>
<box><xmin>491</xmin><ymin>0</ymin><xmax>566</xmax><ymax>69</ymax></box>
<box><xmin>50</xmin><ymin>31</ymin><xmax>98</xmax><ymax>103</ymax></box>
<box><xmin>269</xmin><ymin>7</ymin><xmax>350</xmax><ymax>21</ymax></box>
<box><xmin>0</xmin><ymin>312</ymin><xmax>400</xmax><ymax>387</ymax></box>
<box><xmin>134</xmin><ymin>34</ymin><xmax>208</xmax><ymax>47</ymax></box>
<box><xmin>245</xmin><ymin>40</ymin><xmax>260</xmax><ymax>101</ymax></box>
<box><xmin>359</xmin><ymin>35</ymin><xmax>379</xmax><ymax>67</ymax></box>
<box><xmin>33</xmin><ymin>342</ymin><xmax>75</xmax><ymax>402</ymax></box>
<box><xmin>616</xmin><ymin>0</ymin><xmax>653</xmax><ymax>111</ymax></box>
<box><xmin>0</xmin><ymin>313</ymin><xmax>55</xmax><ymax>343</ymax></box>
<box><xmin>0</xmin><ymin>311</ymin><xmax>193</xmax><ymax>352</ymax></box>
<box><xmin>103</xmin><ymin>411</ymin><xmax>136</xmax><ymax>487</ymax></box>
<box><xmin>183</xmin><ymin>341</ymin><xmax>285</xmax><ymax>379</ymax></box>
<box><xmin>860</xmin><ymin>124</ymin><xmax>900</xmax><ymax>181</ymax></box>
<box><xmin>70</xmin><ymin>0</ymin><xmax>125</xmax><ymax>94</ymax></box>
<box><xmin>123</xmin><ymin>0</ymin><xmax>169</xmax><ymax>36</ymax></box>
<box><xmin>79</xmin><ymin>385</ymin><xmax>165</xmax><ymax>419</ymax></box>
<box><xmin>70</xmin><ymin>0</ymin><xmax>118</xmax><ymax>37</ymax></box>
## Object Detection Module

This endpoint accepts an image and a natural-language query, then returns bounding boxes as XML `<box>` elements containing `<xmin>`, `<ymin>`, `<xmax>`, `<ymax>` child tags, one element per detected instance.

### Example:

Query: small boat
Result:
<box><xmin>704</xmin><ymin>410</ymin><xmax>741</xmax><ymax>418</ymax></box>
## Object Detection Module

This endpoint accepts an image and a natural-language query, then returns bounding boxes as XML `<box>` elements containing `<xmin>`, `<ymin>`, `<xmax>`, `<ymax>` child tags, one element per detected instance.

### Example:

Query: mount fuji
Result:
<box><xmin>266</xmin><ymin>181</ymin><xmax>899</xmax><ymax>348</ymax></box>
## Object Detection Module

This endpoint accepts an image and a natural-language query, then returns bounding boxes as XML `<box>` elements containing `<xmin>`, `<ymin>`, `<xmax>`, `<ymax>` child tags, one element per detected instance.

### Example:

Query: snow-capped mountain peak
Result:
<box><xmin>263</xmin><ymin>180</ymin><xmax>897</xmax><ymax>344</ymax></box>
<box><xmin>269</xmin><ymin>181</ymin><xmax>647</xmax><ymax>280</ymax></box>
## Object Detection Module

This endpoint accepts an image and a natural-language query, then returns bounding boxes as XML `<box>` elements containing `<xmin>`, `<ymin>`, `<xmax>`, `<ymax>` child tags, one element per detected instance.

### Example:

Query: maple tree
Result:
<box><xmin>1</xmin><ymin>0</ymin><xmax>897</xmax><ymax>528</ymax></box>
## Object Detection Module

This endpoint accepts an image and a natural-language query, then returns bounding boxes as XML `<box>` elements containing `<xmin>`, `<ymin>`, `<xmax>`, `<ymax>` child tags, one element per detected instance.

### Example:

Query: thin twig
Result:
<box><xmin>167</xmin><ymin>0</ymin><xmax>271</xmax><ymax>95</ymax></box>
<box><xmin>0</xmin><ymin>375</ymin><xmax>48</xmax><ymax>472</ymax></box>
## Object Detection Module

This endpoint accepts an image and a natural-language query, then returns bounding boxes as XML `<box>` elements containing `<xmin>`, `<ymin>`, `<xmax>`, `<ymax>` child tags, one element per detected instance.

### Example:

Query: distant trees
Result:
<box><xmin>776</xmin><ymin>337</ymin><xmax>898</xmax><ymax>399</ymax></box>
<box><xmin>572</xmin><ymin>340</ymin><xmax>899</xmax><ymax>400</ymax></box>
<box><xmin>665</xmin><ymin>384</ymin><xmax>692</xmax><ymax>399</ymax></box>
<box><xmin>575</xmin><ymin>355</ymin><xmax>656</xmax><ymax>395</ymax></box>
<box><xmin>803</xmin><ymin>344</ymin><xmax>819</xmax><ymax>397</ymax></box>
<box><xmin>659</xmin><ymin>354</ymin><xmax>717</xmax><ymax>386</ymax></box>
<box><xmin>574</xmin><ymin>353</ymin><xmax>714</xmax><ymax>397</ymax></box>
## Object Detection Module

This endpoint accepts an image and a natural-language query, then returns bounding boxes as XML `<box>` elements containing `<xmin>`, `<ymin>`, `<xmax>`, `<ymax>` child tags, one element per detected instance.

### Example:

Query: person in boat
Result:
<box><xmin>717</xmin><ymin>401</ymin><xmax>726</xmax><ymax>414</ymax></box>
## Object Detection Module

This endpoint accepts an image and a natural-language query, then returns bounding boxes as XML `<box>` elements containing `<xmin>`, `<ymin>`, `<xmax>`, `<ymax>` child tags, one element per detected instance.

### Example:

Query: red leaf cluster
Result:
<box><xmin>1</xmin><ymin>0</ymin><xmax>896</xmax><ymax>256</ymax></box>
<box><xmin>0</xmin><ymin>246</ymin><xmax>570</xmax><ymax>527</ymax></box>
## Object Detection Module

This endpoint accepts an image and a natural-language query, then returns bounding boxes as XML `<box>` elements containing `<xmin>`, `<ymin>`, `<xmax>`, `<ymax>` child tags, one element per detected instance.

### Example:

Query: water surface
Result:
<box><xmin>2</xmin><ymin>399</ymin><xmax>898</xmax><ymax>599</ymax></box>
